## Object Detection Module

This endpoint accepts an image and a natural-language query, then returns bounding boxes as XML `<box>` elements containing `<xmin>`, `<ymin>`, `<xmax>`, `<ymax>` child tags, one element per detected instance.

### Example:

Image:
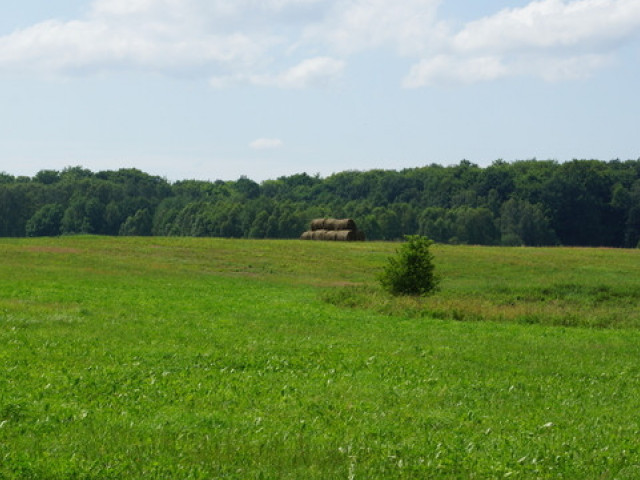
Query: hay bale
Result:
<box><xmin>323</xmin><ymin>218</ymin><xmax>338</xmax><ymax>230</ymax></box>
<box><xmin>322</xmin><ymin>218</ymin><xmax>356</xmax><ymax>231</ymax></box>
<box><xmin>311</xmin><ymin>218</ymin><xmax>357</xmax><ymax>231</ymax></box>
<box><xmin>311</xmin><ymin>229</ymin><xmax>328</xmax><ymax>240</ymax></box>
<box><xmin>334</xmin><ymin>218</ymin><xmax>357</xmax><ymax>231</ymax></box>
<box><xmin>302</xmin><ymin>218</ymin><xmax>365</xmax><ymax>241</ymax></box>
<box><xmin>335</xmin><ymin>230</ymin><xmax>356</xmax><ymax>241</ymax></box>
<box><xmin>324</xmin><ymin>230</ymin><xmax>339</xmax><ymax>241</ymax></box>
<box><xmin>311</xmin><ymin>219</ymin><xmax>326</xmax><ymax>231</ymax></box>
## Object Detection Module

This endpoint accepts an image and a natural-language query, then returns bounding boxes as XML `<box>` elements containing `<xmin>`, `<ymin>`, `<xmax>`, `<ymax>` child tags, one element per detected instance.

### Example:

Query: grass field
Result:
<box><xmin>2</xmin><ymin>236</ymin><xmax>640</xmax><ymax>478</ymax></box>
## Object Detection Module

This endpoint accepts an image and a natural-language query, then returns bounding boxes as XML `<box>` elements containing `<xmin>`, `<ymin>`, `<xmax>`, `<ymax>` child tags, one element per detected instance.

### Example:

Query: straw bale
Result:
<box><xmin>321</xmin><ymin>218</ymin><xmax>356</xmax><ymax>231</ymax></box>
<box><xmin>302</xmin><ymin>218</ymin><xmax>365</xmax><ymax>241</ymax></box>
<box><xmin>324</xmin><ymin>230</ymin><xmax>339</xmax><ymax>241</ymax></box>
<box><xmin>335</xmin><ymin>218</ymin><xmax>357</xmax><ymax>231</ymax></box>
<box><xmin>311</xmin><ymin>229</ymin><xmax>328</xmax><ymax>240</ymax></box>
<box><xmin>311</xmin><ymin>218</ymin><xmax>357</xmax><ymax>231</ymax></box>
<box><xmin>323</xmin><ymin>218</ymin><xmax>338</xmax><ymax>230</ymax></box>
<box><xmin>335</xmin><ymin>230</ymin><xmax>356</xmax><ymax>241</ymax></box>
<box><xmin>311</xmin><ymin>218</ymin><xmax>326</xmax><ymax>231</ymax></box>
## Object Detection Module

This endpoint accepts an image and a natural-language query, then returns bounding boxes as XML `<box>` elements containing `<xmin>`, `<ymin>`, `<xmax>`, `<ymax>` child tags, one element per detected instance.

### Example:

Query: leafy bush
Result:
<box><xmin>379</xmin><ymin>235</ymin><xmax>439</xmax><ymax>296</ymax></box>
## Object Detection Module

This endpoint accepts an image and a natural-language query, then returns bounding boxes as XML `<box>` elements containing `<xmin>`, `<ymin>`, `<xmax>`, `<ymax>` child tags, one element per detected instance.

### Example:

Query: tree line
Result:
<box><xmin>2</xmin><ymin>159</ymin><xmax>640</xmax><ymax>247</ymax></box>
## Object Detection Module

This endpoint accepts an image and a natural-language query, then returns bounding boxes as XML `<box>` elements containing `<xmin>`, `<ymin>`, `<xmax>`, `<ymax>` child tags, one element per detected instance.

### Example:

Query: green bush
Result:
<box><xmin>379</xmin><ymin>235</ymin><xmax>439</xmax><ymax>296</ymax></box>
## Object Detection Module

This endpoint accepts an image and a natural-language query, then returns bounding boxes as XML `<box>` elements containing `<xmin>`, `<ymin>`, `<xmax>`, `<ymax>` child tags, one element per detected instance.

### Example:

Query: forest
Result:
<box><xmin>1</xmin><ymin>158</ymin><xmax>640</xmax><ymax>247</ymax></box>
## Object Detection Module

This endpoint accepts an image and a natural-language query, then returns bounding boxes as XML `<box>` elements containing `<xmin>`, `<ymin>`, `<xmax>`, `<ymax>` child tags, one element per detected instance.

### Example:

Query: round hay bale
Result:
<box><xmin>335</xmin><ymin>230</ymin><xmax>356</xmax><ymax>241</ymax></box>
<box><xmin>311</xmin><ymin>219</ymin><xmax>326</xmax><ymax>231</ymax></box>
<box><xmin>311</xmin><ymin>229</ymin><xmax>328</xmax><ymax>240</ymax></box>
<box><xmin>333</xmin><ymin>218</ymin><xmax>356</xmax><ymax>231</ymax></box>
<box><xmin>324</xmin><ymin>230</ymin><xmax>339</xmax><ymax>241</ymax></box>
<box><xmin>300</xmin><ymin>231</ymin><xmax>313</xmax><ymax>240</ymax></box>
<box><xmin>323</xmin><ymin>218</ymin><xmax>338</xmax><ymax>230</ymax></box>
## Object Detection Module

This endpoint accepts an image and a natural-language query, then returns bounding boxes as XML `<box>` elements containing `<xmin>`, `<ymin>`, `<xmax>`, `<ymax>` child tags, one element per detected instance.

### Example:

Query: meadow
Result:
<box><xmin>1</xmin><ymin>236</ymin><xmax>640</xmax><ymax>479</ymax></box>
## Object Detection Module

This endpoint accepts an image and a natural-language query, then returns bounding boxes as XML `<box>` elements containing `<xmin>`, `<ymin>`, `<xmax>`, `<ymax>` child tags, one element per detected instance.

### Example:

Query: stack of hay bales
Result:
<box><xmin>300</xmin><ymin>218</ymin><xmax>365</xmax><ymax>241</ymax></box>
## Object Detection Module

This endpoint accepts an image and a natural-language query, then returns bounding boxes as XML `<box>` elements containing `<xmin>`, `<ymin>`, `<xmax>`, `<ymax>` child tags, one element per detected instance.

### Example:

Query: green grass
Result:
<box><xmin>325</xmin><ymin>244</ymin><xmax>640</xmax><ymax>329</ymax></box>
<box><xmin>2</xmin><ymin>236</ymin><xmax>640</xmax><ymax>478</ymax></box>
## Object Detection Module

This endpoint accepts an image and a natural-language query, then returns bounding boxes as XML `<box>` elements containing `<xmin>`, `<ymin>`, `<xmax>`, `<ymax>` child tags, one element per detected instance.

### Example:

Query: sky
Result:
<box><xmin>0</xmin><ymin>0</ymin><xmax>639</xmax><ymax>183</ymax></box>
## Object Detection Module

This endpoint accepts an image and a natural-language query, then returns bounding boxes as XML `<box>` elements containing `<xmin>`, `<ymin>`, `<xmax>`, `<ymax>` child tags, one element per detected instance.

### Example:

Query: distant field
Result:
<box><xmin>2</xmin><ymin>236</ymin><xmax>640</xmax><ymax>478</ymax></box>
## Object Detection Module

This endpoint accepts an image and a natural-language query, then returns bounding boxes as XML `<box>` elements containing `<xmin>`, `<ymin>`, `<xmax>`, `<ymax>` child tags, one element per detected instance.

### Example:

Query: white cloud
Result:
<box><xmin>0</xmin><ymin>0</ymin><xmax>306</xmax><ymax>78</ymax></box>
<box><xmin>0</xmin><ymin>12</ymin><xmax>269</xmax><ymax>76</ymax></box>
<box><xmin>406</xmin><ymin>0</ymin><xmax>640</xmax><ymax>87</ymax></box>
<box><xmin>91</xmin><ymin>0</ymin><xmax>158</xmax><ymax>17</ymax></box>
<box><xmin>524</xmin><ymin>53</ymin><xmax>614</xmax><ymax>81</ymax></box>
<box><xmin>302</xmin><ymin>0</ymin><xmax>444</xmax><ymax>55</ymax></box>
<box><xmin>211</xmin><ymin>56</ymin><xmax>345</xmax><ymax>89</ymax></box>
<box><xmin>452</xmin><ymin>0</ymin><xmax>640</xmax><ymax>54</ymax></box>
<box><xmin>250</xmin><ymin>138</ymin><xmax>284</xmax><ymax>150</ymax></box>
<box><xmin>404</xmin><ymin>55</ymin><xmax>509</xmax><ymax>87</ymax></box>
<box><xmin>266</xmin><ymin>56</ymin><xmax>345</xmax><ymax>88</ymax></box>
<box><xmin>0</xmin><ymin>0</ymin><xmax>639</xmax><ymax>87</ymax></box>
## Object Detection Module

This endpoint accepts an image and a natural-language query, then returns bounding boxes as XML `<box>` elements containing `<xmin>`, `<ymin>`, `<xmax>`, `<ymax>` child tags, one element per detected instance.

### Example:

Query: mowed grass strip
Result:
<box><xmin>1</xmin><ymin>236</ymin><xmax>640</xmax><ymax>478</ymax></box>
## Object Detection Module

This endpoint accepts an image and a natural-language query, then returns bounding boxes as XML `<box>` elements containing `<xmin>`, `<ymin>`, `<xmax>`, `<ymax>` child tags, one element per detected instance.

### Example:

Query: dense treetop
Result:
<box><xmin>2</xmin><ymin>159</ymin><xmax>640</xmax><ymax>247</ymax></box>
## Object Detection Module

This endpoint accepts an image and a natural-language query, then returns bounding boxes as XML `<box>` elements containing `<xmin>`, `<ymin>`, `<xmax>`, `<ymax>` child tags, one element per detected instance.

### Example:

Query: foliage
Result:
<box><xmin>2</xmin><ymin>237</ymin><xmax>640</xmax><ymax>478</ymax></box>
<box><xmin>379</xmin><ymin>235</ymin><xmax>439</xmax><ymax>296</ymax></box>
<box><xmin>3</xmin><ymin>158</ymin><xmax>640</xmax><ymax>246</ymax></box>
<box><xmin>119</xmin><ymin>208</ymin><xmax>153</xmax><ymax>236</ymax></box>
<box><xmin>500</xmin><ymin>198</ymin><xmax>558</xmax><ymax>246</ymax></box>
<box><xmin>25</xmin><ymin>203</ymin><xmax>64</xmax><ymax>237</ymax></box>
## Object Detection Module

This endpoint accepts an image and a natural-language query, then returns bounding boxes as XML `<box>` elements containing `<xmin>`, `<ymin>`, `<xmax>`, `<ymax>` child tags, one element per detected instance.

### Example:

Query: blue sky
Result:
<box><xmin>1</xmin><ymin>0</ymin><xmax>639</xmax><ymax>182</ymax></box>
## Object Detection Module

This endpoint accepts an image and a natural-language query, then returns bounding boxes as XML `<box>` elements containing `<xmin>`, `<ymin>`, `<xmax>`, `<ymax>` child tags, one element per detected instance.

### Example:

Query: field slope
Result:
<box><xmin>1</xmin><ymin>236</ymin><xmax>640</xmax><ymax>479</ymax></box>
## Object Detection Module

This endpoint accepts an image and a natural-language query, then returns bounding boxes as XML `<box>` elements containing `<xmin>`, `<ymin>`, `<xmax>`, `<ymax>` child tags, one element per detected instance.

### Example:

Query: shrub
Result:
<box><xmin>379</xmin><ymin>235</ymin><xmax>439</xmax><ymax>296</ymax></box>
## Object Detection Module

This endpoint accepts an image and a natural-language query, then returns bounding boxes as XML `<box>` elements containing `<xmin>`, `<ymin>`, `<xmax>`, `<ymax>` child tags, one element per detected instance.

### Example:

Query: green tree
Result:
<box><xmin>379</xmin><ymin>235</ymin><xmax>439</xmax><ymax>296</ymax></box>
<box><xmin>233</xmin><ymin>176</ymin><xmax>260</xmax><ymax>199</ymax></box>
<box><xmin>33</xmin><ymin>170</ymin><xmax>62</xmax><ymax>185</ymax></box>
<box><xmin>500</xmin><ymin>198</ymin><xmax>557</xmax><ymax>246</ymax></box>
<box><xmin>61</xmin><ymin>199</ymin><xmax>90</xmax><ymax>234</ymax></box>
<box><xmin>418</xmin><ymin>207</ymin><xmax>451</xmax><ymax>243</ymax></box>
<box><xmin>542</xmin><ymin>160</ymin><xmax>614</xmax><ymax>246</ymax></box>
<box><xmin>0</xmin><ymin>173</ymin><xmax>15</xmax><ymax>184</ymax></box>
<box><xmin>454</xmin><ymin>207</ymin><xmax>499</xmax><ymax>245</ymax></box>
<box><xmin>249</xmin><ymin>210</ymin><xmax>270</xmax><ymax>238</ymax></box>
<box><xmin>119</xmin><ymin>209</ymin><xmax>153</xmax><ymax>236</ymax></box>
<box><xmin>0</xmin><ymin>186</ymin><xmax>30</xmax><ymax>236</ymax></box>
<box><xmin>625</xmin><ymin>206</ymin><xmax>640</xmax><ymax>248</ymax></box>
<box><xmin>277</xmin><ymin>207</ymin><xmax>305</xmax><ymax>238</ymax></box>
<box><xmin>25</xmin><ymin>204</ymin><xmax>64</xmax><ymax>237</ymax></box>
<box><xmin>374</xmin><ymin>207</ymin><xmax>402</xmax><ymax>240</ymax></box>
